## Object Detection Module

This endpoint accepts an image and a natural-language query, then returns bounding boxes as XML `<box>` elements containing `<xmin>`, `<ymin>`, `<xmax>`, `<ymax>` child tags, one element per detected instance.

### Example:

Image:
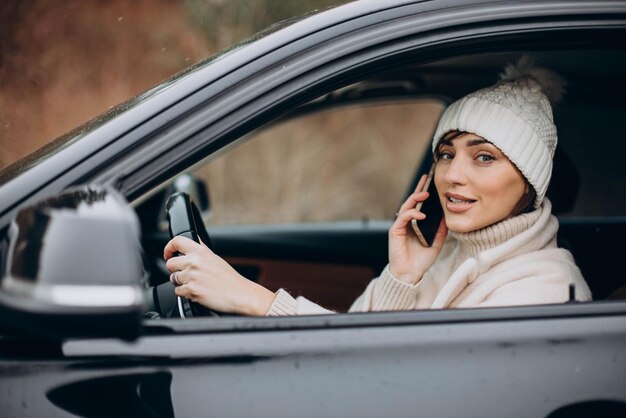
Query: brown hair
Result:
<box><xmin>510</xmin><ymin>182</ymin><xmax>537</xmax><ymax>216</ymax></box>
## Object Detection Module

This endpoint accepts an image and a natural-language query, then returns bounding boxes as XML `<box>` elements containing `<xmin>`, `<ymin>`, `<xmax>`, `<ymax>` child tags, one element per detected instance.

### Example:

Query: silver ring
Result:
<box><xmin>171</xmin><ymin>271</ymin><xmax>182</xmax><ymax>286</ymax></box>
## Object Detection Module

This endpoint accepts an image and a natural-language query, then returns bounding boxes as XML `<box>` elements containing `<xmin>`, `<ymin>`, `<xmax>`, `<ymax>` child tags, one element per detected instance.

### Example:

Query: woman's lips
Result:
<box><xmin>444</xmin><ymin>193</ymin><xmax>476</xmax><ymax>213</ymax></box>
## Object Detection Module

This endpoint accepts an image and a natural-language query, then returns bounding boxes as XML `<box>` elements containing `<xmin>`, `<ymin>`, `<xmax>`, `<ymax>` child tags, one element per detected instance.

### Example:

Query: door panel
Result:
<box><xmin>60</xmin><ymin>309</ymin><xmax>626</xmax><ymax>418</ymax></box>
<box><xmin>226</xmin><ymin>256</ymin><xmax>375</xmax><ymax>312</ymax></box>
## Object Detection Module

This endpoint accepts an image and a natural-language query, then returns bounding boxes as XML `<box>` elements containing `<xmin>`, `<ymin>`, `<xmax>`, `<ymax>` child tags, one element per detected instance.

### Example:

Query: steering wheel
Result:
<box><xmin>164</xmin><ymin>192</ymin><xmax>219</xmax><ymax>318</ymax></box>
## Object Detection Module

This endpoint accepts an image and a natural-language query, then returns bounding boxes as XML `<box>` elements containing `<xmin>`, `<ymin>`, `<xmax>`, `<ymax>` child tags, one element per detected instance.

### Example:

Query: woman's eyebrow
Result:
<box><xmin>438</xmin><ymin>130</ymin><xmax>466</xmax><ymax>147</ymax></box>
<box><xmin>467</xmin><ymin>139</ymin><xmax>491</xmax><ymax>147</ymax></box>
<box><xmin>438</xmin><ymin>138</ymin><xmax>452</xmax><ymax>147</ymax></box>
<box><xmin>437</xmin><ymin>136</ymin><xmax>491</xmax><ymax>148</ymax></box>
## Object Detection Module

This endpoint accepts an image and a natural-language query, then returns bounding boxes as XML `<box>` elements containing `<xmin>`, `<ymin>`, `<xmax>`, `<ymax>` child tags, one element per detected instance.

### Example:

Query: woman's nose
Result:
<box><xmin>442</xmin><ymin>156</ymin><xmax>468</xmax><ymax>185</ymax></box>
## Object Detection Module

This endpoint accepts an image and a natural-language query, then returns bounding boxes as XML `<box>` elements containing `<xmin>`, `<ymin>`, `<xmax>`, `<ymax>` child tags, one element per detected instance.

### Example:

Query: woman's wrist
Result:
<box><xmin>389</xmin><ymin>265</ymin><xmax>424</xmax><ymax>285</ymax></box>
<box><xmin>252</xmin><ymin>286</ymin><xmax>276</xmax><ymax>316</ymax></box>
<box><xmin>235</xmin><ymin>281</ymin><xmax>276</xmax><ymax>316</ymax></box>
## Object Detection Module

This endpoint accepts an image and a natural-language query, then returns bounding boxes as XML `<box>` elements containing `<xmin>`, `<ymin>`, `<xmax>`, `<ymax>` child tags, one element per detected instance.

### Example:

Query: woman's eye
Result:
<box><xmin>439</xmin><ymin>151</ymin><xmax>453</xmax><ymax>160</ymax></box>
<box><xmin>477</xmin><ymin>154</ymin><xmax>495</xmax><ymax>163</ymax></box>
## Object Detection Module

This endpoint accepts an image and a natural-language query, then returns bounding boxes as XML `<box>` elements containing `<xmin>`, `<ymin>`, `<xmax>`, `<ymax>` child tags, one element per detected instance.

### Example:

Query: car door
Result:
<box><xmin>52</xmin><ymin>305</ymin><xmax>624</xmax><ymax>418</ymax></box>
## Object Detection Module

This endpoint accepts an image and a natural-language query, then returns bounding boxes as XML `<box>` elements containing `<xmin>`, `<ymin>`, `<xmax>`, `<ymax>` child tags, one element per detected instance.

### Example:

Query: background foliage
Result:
<box><xmin>0</xmin><ymin>0</ymin><xmax>348</xmax><ymax>170</ymax></box>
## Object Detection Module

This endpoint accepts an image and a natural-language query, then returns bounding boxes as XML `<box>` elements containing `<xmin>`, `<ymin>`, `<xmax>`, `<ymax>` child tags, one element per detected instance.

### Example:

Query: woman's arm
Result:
<box><xmin>164</xmin><ymin>236</ymin><xmax>334</xmax><ymax>316</ymax></box>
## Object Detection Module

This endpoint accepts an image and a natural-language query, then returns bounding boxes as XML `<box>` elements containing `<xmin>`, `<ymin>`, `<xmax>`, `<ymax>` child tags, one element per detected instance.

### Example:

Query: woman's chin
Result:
<box><xmin>444</xmin><ymin>214</ymin><xmax>490</xmax><ymax>233</ymax></box>
<box><xmin>445</xmin><ymin>212</ymin><xmax>512</xmax><ymax>233</ymax></box>
<box><xmin>446</xmin><ymin>223</ymin><xmax>476</xmax><ymax>233</ymax></box>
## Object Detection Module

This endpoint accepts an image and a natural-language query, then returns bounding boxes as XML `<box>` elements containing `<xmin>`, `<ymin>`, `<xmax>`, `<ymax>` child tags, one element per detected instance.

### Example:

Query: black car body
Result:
<box><xmin>1</xmin><ymin>1</ymin><xmax>626</xmax><ymax>417</ymax></box>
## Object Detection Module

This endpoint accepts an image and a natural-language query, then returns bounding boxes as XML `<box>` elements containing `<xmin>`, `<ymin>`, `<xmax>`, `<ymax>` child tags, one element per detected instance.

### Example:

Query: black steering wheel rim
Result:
<box><xmin>165</xmin><ymin>192</ymin><xmax>219</xmax><ymax>318</ymax></box>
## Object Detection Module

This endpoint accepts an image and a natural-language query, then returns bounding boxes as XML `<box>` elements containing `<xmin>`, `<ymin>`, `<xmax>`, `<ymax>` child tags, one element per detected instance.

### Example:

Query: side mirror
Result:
<box><xmin>0</xmin><ymin>186</ymin><xmax>144</xmax><ymax>340</ymax></box>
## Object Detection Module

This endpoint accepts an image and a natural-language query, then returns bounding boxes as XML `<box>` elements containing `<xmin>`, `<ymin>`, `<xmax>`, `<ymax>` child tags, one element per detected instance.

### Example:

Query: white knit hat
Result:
<box><xmin>432</xmin><ymin>55</ymin><xmax>565</xmax><ymax>207</ymax></box>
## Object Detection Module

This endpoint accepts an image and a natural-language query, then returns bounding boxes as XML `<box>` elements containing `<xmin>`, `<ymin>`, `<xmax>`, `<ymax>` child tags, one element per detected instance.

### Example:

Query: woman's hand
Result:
<box><xmin>388</xmin><ymin>174</ymin><xmax>448</xmax><ymax>285</ymax></box>
<box><xmin>163</xmin><ymin>236</ymin><xmax>275</xmax><ymax>316</ymax></box>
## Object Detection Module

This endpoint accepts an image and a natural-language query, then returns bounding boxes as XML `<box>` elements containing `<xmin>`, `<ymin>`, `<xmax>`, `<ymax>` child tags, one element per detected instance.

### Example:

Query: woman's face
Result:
<box><xmin>434</xmin><ymin>132</ymin><xmax>527</xmax><ymax>233</ymax></box>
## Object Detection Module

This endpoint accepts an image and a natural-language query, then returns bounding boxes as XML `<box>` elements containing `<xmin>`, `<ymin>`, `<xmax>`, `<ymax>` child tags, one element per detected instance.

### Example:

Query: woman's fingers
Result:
<box><xmin>164</xmin><ymin>235</ymin><xmax>206</xmax><ymax>260</ymax></box>
<box><xmin>415</xmin><ymin>173</ymin><xmax>428</xmax><ymax>193</ymax></box>
<box><xmin>174</xmin><ymin>282</ymin><xmax>194</xmax><ymax>301</ymax></box>
<box><xmin>398</xmin><ymin>190</ymin><xmax>429</xmax><ymax>214</ymax></box>
<box><xmin>397</xmin><ymin>174</ymin><xmax>429</xmax><ymax>214</ymax></box>
<box><xmin>165</xmin><ymin>254</ymin><xmax>191</xmax><ymax>272</ymax></box>
<box><xmin>391</xmin><ymin>209</ymin><xmax>426</xmax><ymax>235</ymax></box>
<box><xmin>165</xmin><ymin>237</ymin><xmax>213</xmax><ymax>289</ymax></box>
<box><xmin>169</xmin><ymin>270</ymin><xmax>184</xmax><ymax>286</ymax></box>
<box><xmin>396</xmin><ymin>208</ymin><xmax>426</xmax><ymax>223</ymax></box>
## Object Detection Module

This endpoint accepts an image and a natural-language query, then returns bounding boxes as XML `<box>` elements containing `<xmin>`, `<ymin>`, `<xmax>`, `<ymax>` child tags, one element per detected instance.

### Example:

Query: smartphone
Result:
<box><xmin>410</xmin><ymin>164</ymin><xmax>444</xmax><ymax>247</ymax></box>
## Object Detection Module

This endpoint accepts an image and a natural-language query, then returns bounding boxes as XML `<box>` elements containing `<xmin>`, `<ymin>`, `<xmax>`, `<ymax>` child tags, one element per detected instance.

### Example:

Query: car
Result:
<box><xmin>1</xmin><ymin>0</ymin><xmax>626</xmax><ymax>417</ymax></box>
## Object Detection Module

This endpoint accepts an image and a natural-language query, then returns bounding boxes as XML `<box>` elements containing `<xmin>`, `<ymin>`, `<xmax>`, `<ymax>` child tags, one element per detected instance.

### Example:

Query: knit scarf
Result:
<box><xmin>447</xmin><ymin>206</ymin><xmax>543</xmax><ymax>272</ymax></box>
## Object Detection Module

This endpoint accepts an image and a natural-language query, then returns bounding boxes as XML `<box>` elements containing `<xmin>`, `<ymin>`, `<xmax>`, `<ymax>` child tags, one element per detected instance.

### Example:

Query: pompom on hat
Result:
<box><xmin>432</xmin><ymin>55</ymin><xmax>566</xmax><ymax>208</ymax></box>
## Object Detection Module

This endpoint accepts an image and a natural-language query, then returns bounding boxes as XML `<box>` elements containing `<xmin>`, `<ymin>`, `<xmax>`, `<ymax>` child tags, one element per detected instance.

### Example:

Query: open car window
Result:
<box><xmin>192</xmin><ymin>100</ymin><xmax>444</xmax><ymax>225</ymax></box>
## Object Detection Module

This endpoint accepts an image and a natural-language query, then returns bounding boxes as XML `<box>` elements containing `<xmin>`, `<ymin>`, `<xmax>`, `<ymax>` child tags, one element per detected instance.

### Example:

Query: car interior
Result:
<box><xmin>136</xmin><ymin>45</ymin><xmax>626</xmax><ymax>318</ymax></box>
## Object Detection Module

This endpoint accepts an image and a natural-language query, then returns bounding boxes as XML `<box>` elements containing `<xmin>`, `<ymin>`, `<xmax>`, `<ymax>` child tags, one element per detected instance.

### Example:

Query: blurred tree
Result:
<box><xmin>184</xmin><ymin>0</ymin><xmax>348</xmax><ymax>49</ymax></box>
<box><xmin>0</xmin><ymin>0</ymin><xmax>348</xmax><ymax>169</ymax></box>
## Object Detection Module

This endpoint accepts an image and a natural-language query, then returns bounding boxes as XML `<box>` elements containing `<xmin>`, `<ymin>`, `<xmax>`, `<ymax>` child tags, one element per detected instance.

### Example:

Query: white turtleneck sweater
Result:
<box><xmin>266</xmin><ymin>199</ymin><xmax>592</xmax><ymax>316</ymax></box>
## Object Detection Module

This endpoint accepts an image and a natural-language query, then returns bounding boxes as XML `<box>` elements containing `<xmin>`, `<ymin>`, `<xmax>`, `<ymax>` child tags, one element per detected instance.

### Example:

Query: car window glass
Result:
<box><xmin>556</xmin><ymin>104</ymin><xmax>626</xmax><ymax>217</ymax></box>
<box><xmin>192</xmin><ymin>100</ymin><xmax>444</xmax><ymax>225</ymax></box>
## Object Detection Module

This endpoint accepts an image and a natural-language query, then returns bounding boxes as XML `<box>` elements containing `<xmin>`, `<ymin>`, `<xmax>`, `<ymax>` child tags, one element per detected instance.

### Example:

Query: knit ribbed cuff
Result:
<box><xmin>372</xmin><ymin>266</ymin><xmax>421</xmax><ymax>311</ymax></box>
<box><xmin>266</xmin><ymin>288</ymin><xmax>298</xmax><ymax>316</ymax></box>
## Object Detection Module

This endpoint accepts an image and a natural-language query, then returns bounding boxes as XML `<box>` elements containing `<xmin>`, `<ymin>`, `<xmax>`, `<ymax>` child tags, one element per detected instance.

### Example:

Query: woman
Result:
<box><xmin>163</xmin><ymin>56</ymin><xmax>592</xmax><ymax>316</ymax></box>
